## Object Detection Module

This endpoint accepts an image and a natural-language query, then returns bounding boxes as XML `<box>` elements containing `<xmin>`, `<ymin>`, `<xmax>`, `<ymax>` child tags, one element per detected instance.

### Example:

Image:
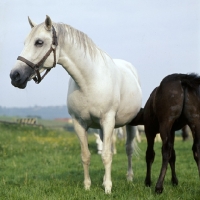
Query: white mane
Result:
<box><xmin>54</xmin><ymin>23</ymin><xmax>105</xmax><ymax>60</ymax></box>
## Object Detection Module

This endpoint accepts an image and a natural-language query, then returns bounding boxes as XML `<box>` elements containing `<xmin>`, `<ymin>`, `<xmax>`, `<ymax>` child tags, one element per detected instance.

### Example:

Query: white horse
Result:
<box><xmin>10</xmin><ymin>15</ymin><xmax>142</xmax><ymax>193</ymax></box>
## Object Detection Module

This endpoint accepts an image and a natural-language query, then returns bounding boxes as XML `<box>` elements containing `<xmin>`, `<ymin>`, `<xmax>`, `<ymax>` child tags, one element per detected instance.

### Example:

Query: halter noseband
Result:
<box><xmin>17</xmin><ymin>25</ymin><xmax>58</xmax><ymax>84</ymax></box>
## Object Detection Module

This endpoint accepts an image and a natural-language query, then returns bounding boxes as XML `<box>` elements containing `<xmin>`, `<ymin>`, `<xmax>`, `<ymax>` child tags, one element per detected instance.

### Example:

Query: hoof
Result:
<box><xmin>126</xmin><ymin>172</ymin><xmax>133</xmax><ymax>182</ymax></box>
<box><xmin>171</xmin><ymin>177</ymin><xmax>178</xmax><ymax>186</ymax></box>
<box><xmin>127</xmin><ymin>176</ymin><xmax>133</xmax><ymax>182</ymax></box>
<box><xmin>145</xmin><ymin>178</ymin><xmax>151</xmax><ymax>187</ymax></box>
<box><xmin>155</xmin><ymin>186</ymin><xmax>163</xmax><ymax>194</ymax></box>
<box><xmin>84</xmin><ymin>180</ymin><xmax>91</xmax><ymax>191</ymax></box>
<box><xmin>103</xmin><ymin>178</ymin><xmax>112</xmax><ymax>194</ymax></box>
<box><xmin>84</xmin><ymin>185</ymin><xmax>90</xmax><ymax>191</ymax></box>
<box><xmin>105</xmin><ymin>187</ymin><xmax>112</xmax><ymax>194</ymax></box>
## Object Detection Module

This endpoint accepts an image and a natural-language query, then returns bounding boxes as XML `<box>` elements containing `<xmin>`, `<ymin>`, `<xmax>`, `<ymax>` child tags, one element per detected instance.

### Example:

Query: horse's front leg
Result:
<box><xmin>101</xmin><ymin>113</ymin><xmax>115</xmax><ymax>194</ymax></box>
<box><xmin>73</xmin><ymin>118</ymin><xmax>91</xmax><ymax>190</ymax></box>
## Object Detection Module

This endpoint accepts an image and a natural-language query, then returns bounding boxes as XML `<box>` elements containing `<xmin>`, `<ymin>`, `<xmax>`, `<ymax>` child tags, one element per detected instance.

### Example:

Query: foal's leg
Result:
<box><xmin>73</xmin><ymin>118</ymin><xmax>91</xmax><ymax>190</ymax></box>
<box><xmin>101</xmin><ymin>113</ymin><xmax>115</xmax><ymax>194</ymax></box>
<box><xmin>190</xmin><ymin>124</ymin><xmax>200</xmax><ymax>176</ymax></box>
<box><xmin>145</xmin><ymin>129</ymin><xmax>156</xmax><ymax>186</ymax></box>
<box><xmin>168</xmin><ymin>131</ymin><xmax>178</xmax><ymax>186</ymax></box>
<box><xmin>126</xmin><ymin>125</ymin><xmax>137</xmax><ymax>181</ymax></box>
<box><xmin>155</xmin><ymin>123</ymin><xmax>174</xmax><ymax>193</ymax></box>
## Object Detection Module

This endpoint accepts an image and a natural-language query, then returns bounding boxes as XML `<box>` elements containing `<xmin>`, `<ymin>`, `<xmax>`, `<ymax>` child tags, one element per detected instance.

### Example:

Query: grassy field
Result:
<box><xmin>0</xmin><ymin>122</ymin><xmax>199</xmax><ymax>200</ymax></box>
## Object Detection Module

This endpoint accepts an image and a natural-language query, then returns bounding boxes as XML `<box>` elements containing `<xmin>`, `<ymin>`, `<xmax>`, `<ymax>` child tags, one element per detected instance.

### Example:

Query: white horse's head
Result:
<box><xmin>10</xmin><ymin>15</ymin><xmax>59</xmax><ymax>88</ymax></box>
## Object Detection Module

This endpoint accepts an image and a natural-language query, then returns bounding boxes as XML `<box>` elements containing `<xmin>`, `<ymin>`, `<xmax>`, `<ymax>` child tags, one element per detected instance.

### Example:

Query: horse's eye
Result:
<box><xmin>35</xmin><ymin>40</ymin><xmax>43</xmax><ymax>46</ymax></box>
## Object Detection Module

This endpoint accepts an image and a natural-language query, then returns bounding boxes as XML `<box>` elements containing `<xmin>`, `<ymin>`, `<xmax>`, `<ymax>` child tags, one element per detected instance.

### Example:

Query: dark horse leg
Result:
<box><xmin>181</xmin><ymin>125</ymin><xmax>189</xmax><ymax>141</ymax></box>
<box><xmin>184</xmin><ymin>86</ymin><xmax>200</xmax><ymax>176</ymax></box>
<box><xmin>145</xmin><ymin>129</ymin><xmax>156</xmax><ymax>187</ymax></box>
<box><xmin>155</xmin><ymin>123</ymin><xmax>175</xmax><ymax>193</ymax></box>
<box><xmin>168</xmin><ymin>131</ymin><xmax>178</xmax><ymax>186</ymax></box>
<box><xmin>190</xmin><ymin>124</ymin><xmax>200</xmax><ymax>176</ymax></box>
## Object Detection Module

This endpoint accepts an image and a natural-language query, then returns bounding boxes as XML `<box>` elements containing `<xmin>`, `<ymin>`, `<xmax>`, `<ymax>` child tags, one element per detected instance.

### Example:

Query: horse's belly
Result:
<box><xmin>67</xmin><ymin>93</ymin><xmax>91</xmax><ymax>120</ymax></box>
<box><xmin>67</xmin><ymin>90</ymin><xmax>110</xmax><ymax>127</ymax></box>
<box><xmin>67</xmin><ymin>78</ymin><xmax>119</xmax><ymax>124</ymax></box>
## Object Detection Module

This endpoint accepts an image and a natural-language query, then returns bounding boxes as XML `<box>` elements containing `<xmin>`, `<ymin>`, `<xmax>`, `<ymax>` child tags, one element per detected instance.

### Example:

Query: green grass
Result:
<box><xmin>0</xmin><ymin>122</ymin><xmax>199</xmax><ymax>200</ymax></box>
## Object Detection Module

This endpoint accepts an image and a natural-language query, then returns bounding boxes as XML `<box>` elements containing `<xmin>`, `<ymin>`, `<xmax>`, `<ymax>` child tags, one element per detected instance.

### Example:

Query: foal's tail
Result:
<box><xmin>181</xmin><ymin>73</ymin><xmax>200</xmax><ymax>89</ymax></box>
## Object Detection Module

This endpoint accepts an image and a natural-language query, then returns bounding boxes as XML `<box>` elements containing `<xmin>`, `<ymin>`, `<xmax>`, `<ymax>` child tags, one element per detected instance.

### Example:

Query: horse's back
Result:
<box><xmin>113</xmin><ymin>59</ymin><xmax>142</xmax><ymax>101</ymax></box>
<box><xmin>113</xmin><ymin>59</ymin><xmax>140</xmax><ymax>83</ymax></box>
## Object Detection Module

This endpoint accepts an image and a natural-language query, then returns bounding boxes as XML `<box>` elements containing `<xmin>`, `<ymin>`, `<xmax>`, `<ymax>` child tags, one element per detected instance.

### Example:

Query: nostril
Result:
<box><xmin>14</xmin><ymin>71</ymin><xmax>20</xmax><ymax>81</ymax></box>
<box><xmin>10</xmin><ymin>70</ymin><xmax>21</xmax><ymax>81</ymax></box>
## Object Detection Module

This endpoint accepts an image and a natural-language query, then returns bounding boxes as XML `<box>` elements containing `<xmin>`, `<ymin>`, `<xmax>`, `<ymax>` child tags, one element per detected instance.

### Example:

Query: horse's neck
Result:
<box><xmin>57</xmin><ymin>31</ymin><xmax>109</xmax><ymax>89</ymax></box>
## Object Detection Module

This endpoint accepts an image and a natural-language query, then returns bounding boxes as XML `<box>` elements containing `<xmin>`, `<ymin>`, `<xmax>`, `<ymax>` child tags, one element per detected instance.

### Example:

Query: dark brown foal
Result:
<box><xmin>129</xmin><ymin>73</ymin><xmax>200</xmax><ymax>193</ymax></box>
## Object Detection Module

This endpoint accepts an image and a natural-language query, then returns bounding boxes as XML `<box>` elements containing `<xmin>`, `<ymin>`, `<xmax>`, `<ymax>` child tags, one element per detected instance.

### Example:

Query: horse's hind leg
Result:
<box><xmin>190</xmin><ymin>124</ymin><xmax>200</xmax><ymax>176</ymax></box>
<box><xmin>155</xmin><ymin>123</ymin><xmax>174</xmax><ymax>193</ymax></box>
<box><xmin>73</xmin><ymin>118</ymin><xmax>91</xmax><ymax>190</ymax></box>
<box><xmin>145</xmin><ymin>129</ymin><xmax>156</xmax><ymax>187</ymax></box>
<box><xmin>126</xmin><ymin>125</ymin><xmax>137</xmax><ymax>181</ymax></box>
<box><xmin>168</xmin><ymin>131</ymin><xmax>178</xmax><ymax>186</ymax></box>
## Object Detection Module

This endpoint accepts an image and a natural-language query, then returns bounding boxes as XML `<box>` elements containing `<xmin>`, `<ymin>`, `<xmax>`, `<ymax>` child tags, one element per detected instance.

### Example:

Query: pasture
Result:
<box><xmin>0</xmin><ymin>122</ymin><xmax>199</xmax><ymax>199</ymax></box>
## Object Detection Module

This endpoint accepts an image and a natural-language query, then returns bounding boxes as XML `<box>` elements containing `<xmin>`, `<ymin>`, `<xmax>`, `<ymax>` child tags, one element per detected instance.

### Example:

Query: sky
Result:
<box><xmin>0</xmin><ymin>0</ymin><xmax>199</xmax><ymax>108</ymax></box>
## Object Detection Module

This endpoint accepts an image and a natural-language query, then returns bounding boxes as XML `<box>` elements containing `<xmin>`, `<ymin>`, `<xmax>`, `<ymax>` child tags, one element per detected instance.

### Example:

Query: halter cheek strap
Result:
<box><xmin>17</xmin><ymin>25</ymin><xmax>58</xmax><ymax>84</ymax></box>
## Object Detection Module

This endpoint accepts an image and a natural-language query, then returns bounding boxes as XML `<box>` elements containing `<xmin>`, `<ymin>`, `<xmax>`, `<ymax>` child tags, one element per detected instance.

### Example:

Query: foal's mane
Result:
<box><xmin>54</xmin><ymin>23</ymin><xmax>105</xmax><ymax>60</ymax></box>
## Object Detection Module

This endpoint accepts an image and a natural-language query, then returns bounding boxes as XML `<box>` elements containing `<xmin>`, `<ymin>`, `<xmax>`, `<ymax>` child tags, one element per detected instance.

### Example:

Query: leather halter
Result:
<box><xmin>17</xmin><ymin>25</ymin><xmax>58</xmax><ymax>84</ymax></box>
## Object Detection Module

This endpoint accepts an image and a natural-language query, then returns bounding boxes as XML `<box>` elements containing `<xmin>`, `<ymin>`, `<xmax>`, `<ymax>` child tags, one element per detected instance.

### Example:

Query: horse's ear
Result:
<box><xmin>28</xmin><ymin>16</ymin><xmax>37</xmax><ymax>28</ymax></box>
<box><xmin>45</xmin><ymin>15</ymin><xmax>52</xmax><ymax>31</ymax></box>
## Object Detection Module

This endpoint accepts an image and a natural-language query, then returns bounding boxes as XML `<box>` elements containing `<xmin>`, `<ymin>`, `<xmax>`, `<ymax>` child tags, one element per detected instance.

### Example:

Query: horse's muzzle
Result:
<box><xmin>10</xmin><ymin>69</ymin><xmax>29</xmax><ymax>89</ymax></box>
